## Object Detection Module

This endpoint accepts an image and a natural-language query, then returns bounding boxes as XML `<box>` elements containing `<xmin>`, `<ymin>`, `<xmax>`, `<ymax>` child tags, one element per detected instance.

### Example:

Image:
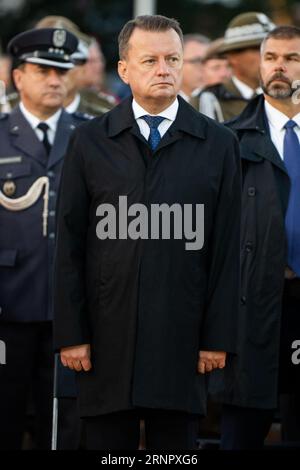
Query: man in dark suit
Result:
<box><xmin>53</xmin><ymin>14</ymin><xmax>241</xmax><ymax>450</ymax></box>
<box><xmin>0</xmin><ymin>27</ymin><xmax>89</xmax><ymax>450</ymax></box>
<box><xmin>220</xmin><ymin>25</ymin><xmax>300</xmax><ymax>449</ymax></box>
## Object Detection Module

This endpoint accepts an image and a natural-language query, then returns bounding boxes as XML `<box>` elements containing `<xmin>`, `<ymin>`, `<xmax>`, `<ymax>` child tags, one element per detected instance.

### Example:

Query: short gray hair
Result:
<box><xmin>118</xmin><ymin>15</ymin><xmax>183</xmax><ymax>59</ymax></box>
<box><xmin>183</xmin><ymin>34</ymin><xmax>210</xmax><ymax>46</ymax></box>
<box><xmin>261</xmin><ymin>25</ymin><xmax>300</xmax><ymax>53</ymax></box>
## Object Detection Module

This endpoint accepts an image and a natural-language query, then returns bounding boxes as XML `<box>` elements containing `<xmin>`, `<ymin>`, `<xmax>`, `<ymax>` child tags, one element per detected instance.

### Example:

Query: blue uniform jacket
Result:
<box><xmin>0</xmin><ymin>106</ymin><xmax>89</xmax><ymax>323</ymax></box>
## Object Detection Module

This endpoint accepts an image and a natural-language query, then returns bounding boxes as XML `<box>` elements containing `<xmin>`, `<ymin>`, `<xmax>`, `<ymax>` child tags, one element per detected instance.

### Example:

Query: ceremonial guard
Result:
<box><xmin>0</xmin><ymin>27</ymin><xmax>89</xmax><ymax>449</ymax></box>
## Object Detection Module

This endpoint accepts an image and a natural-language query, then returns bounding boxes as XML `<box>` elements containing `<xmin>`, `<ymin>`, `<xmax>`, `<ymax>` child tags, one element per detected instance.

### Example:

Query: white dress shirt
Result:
<box><xmin>232</xmin><ymin>75</ymin><xmax>262</xmax><ymax>99</ymax></box>
<box><xmin>264</xmin><ymin>100</ymin><xmax>300</xmax><ymax>160</ymax></box>
<box><xmin>132</xmin><ymin>98</ymin><xmax>179</xmax><ymax>141</ymax></box>
<box><xmin>19</xmin><ymin>102</ymin><xmax>62</xmax><ymax>145</ymax></box>
<box><xmin>65</xmin><ymin>94</ymin><xmax>81</xmax><ymax>114</ymax></box>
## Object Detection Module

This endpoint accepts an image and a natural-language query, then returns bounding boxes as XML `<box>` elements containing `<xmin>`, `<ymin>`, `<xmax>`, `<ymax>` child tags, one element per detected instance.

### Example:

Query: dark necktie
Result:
<box><xmin>284</xmin><ymin>119</ymin><xmax>300</xmax><ymax>276</ymax></box>
<box><xmin>37</xmin><ymin>122</ymin><xmax>51</xmax><ymax>155</ymax></box>
<box><xmin>141</xmin><ymin>115</ymin><xmax>164</xmax><ymax>151</ymax></box>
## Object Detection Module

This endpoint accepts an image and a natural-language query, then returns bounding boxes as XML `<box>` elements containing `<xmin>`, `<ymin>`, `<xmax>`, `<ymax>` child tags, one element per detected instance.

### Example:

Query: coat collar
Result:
<box><xmin>228</xmin><ymin>94</ymin><xmax>267</xmax><ymax>132</ymax></box>
<box><xmin>9</xmin><ymin>105</ymin><xmax>47</xmax><ymax>166</ymax></box>
<box><xmin>9</xmin><ymin>107</ymin><xmax>77</xmax><ymax>169</ymax></box>
<box><xmin>107</xmin><ymin>95</ymin><xmax>207</xmax><ymax>143</ymax></box>
<box><xmin>228</xmin><ymin>94</ymin><xmax>287</xmax><ymax>174</ymax></box>
<box><xmin>47</xmin><ymin>110</ymin><xmax>77</xmax><ymax>169</ymax></box>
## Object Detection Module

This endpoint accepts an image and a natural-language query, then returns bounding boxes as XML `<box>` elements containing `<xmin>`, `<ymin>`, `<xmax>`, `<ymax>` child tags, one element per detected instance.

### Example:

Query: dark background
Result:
<box><xmin>0</xmin><ymin>0</ymin><xmax>299</xmax><ymax>71</ymax></box>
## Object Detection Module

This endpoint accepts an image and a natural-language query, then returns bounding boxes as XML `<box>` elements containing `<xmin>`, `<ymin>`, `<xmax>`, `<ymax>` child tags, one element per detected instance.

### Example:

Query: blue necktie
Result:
<box><xmin>284</xmin><ymin>119</ymin><xmax>300</xmax><ymax>276</ymax></box>
<box><xmin>141</xmin><ymin>115</ymin><xmax>164</xmax><ymax>151</ymax></box>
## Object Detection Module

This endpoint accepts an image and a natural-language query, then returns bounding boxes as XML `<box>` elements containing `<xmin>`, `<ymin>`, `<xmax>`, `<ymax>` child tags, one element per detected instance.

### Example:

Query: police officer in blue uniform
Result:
<box><xmin>0</xmin><ymin>27</ymin><xmax>90</xmax><ymax>449</ymax></box>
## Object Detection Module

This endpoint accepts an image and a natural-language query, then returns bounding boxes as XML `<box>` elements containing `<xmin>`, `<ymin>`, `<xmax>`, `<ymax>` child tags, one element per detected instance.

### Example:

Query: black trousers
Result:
<box><xmin>84</xmin><ymin>409</ymin><xmax>200</xmax><ymax>450</ymax></box>
<box><xmin>0</xmin><ymin>321</ymin><xmax>53</xmax><ymax>450</ymax></box>
<box><xmin>220</xmin><ymin>405</ymin><xmax>275</xmax><ymax>450</ymax></box>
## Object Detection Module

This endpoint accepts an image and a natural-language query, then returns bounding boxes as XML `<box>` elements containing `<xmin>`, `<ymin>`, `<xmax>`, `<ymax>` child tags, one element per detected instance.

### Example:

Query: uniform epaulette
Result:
<box><xmin>98</xmin><ymin>91</ymin><xmax>118</xmax><ymax>106</ymax></box>
<box><xmin>73</xmin><ymin>111</ymin><xmax>94</xmax><ymax>121</ymax></box>
<box><xmin>202</xmin><ymin>84</ymin><xmax>246</xmax><ymax>101</ymax></box>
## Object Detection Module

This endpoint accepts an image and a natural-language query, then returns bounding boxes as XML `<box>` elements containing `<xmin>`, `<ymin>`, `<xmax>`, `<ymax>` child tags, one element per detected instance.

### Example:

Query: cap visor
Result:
<box><xmin>25</xmin><ymin>57</ymin><xmax>74</xmax><ymax>69</ymax></box>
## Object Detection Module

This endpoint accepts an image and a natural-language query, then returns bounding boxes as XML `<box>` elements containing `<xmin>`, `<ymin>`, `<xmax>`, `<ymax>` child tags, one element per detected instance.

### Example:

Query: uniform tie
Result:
<box><xmin>284</xmin><ymin>119</ymin><xmax>300</xmax><ymax>276</ymax></box>
<box><xmin>37</xmin><ymin>122</ymin><xmax>51</xmax><ymax>155</ymax></box>
<box><xmin>141</xmin><ymin>115</ymin><xmax>164</xmax><ymax>150</ymax></box>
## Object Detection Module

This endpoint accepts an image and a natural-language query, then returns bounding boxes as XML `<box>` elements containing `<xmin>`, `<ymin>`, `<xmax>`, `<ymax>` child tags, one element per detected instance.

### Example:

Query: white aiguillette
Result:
<box><xmin>0</xmin><ymin>176</ymin><xmax>49</xmax><ymax>236</ymax></box>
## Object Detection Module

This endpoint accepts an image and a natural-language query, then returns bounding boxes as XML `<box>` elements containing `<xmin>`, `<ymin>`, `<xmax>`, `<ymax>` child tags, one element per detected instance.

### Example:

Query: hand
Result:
<box><xmin>60</xmin><ymin>344</ymin><xmax>92</xmax><ymax>372</ymax></box>
<box><xmin>197</xmin><ymin>350</ymin><xmax>226</xmax><ymax>374</ymax></box>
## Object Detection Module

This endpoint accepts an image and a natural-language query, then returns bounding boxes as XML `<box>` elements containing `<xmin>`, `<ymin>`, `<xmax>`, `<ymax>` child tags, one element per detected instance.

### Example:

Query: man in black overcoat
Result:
<box><xmin>220</xmin><ymin>25</ymin><xmax>300</xmax><ymax>449</ymax></box>
<box><xmin>54</xmin><ymin>14</ymin><xmax>241</xmax><ymax>450</ymax></box>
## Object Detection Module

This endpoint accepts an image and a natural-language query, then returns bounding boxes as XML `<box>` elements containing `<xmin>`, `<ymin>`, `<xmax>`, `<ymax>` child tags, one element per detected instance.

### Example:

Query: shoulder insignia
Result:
<box><xmin>73</xmin><ymin>111</ymin><xmax>94</xmax><ymax>121</ymax></box>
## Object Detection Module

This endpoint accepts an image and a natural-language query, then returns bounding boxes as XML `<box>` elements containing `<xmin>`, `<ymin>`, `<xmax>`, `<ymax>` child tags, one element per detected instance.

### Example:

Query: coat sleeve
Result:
<box><xmin>199</xmin><ymin>132</ymin><xmax>241</xmax><ymax>354</ymax></box>
<box><xmin>53</xmin><ymin>129</ymin><xmax>91</xmax><ymax>350</ymax></box>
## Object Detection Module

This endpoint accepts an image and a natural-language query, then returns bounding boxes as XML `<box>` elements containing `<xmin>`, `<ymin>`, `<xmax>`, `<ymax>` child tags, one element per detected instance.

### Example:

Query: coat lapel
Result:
<box><xmin>9</xmin><ymin>106</ymin><xmax>47</xmax><ymax>166</ymax></box>
<box><xmin>157</xmin><ymin>96</ymin><xmax>207</xmax><ymax>152</ymax></box>
<box><xmin>230</xmin><ymin>95</ymin><xmax>288</xmax><ymax>175</ymax></box>
<box><xmin>252</xmin><ymin>134</ymin><xmax>287</xmax><ymax>174</ymax></box>
<box><xmin>108</xmin><ymin>95</ymin><xmax>207</xmax><ymax>152</ymax></box>
<box><xmin>47</xmin><ymin>110</ymin><xmax>76</xmax><ymax>169</ymax></box>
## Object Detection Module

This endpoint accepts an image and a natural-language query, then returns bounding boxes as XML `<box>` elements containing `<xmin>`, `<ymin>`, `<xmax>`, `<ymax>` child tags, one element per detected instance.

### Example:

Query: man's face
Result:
<box><xmin>13</xmin><ymin>63</ymin><xmax>67</xmax><ymax>115</ymax></box>
<box><xmin>82</xmin><ymin>43</ymin><xmax>105</xmax><ymax>89</ymax></box>
<box><xmin>227</xmin><ymin>47</ymin><xmax>260</xmax><ymax>86</ymax></box>
<box><xmin>260</xmin><ymin>37</ymin><xmax>300</xmax><ymax>99</ymax></box>
<box><xmin>182</xmin><ymin>40</ymin><xmax>208</xmax><ymax>95</ymax></box>
<box><xmin>63</xmin><ymin>65</ymin><xmax>85</xmax><ymax>96</ymax></box>
<box><xmin>118</xmin><ymin>28</ymin><xmax>183</xmax><ymax>111</ymax></box>
<box><xmin>202</xmin><ymin>58</ymin><xmax>232</xmax><ymax>87</ymax></box>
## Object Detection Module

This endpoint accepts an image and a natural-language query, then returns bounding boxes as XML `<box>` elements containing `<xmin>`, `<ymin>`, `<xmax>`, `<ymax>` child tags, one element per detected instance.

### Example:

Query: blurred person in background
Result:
<box><xmin>0</xmin><ymin>54</ymin><xmax>11</xmax><ymax>113</ymax></box>
<box><xmin>192</xmin><ymin>38</ymin><xmax>231</xmax><ymax>114</ymax></box>
<box><xmin>0</xmin><ymin>54</ymin><xmax>11</xmax><ymax>89</ymax></box>
<box><xmin>36</xmin><ymin>16</ymin><xmax>115</xmax><ymax>116</ymax></box>
<box><xmin>0</xmin><ymin>53</ymin><xmax>16</xmax><ymax>113</ymax></box>
<box><xmin>199</xmin><ymin>12</ymin><xmax>275</xmax><ymax>121</ymax></box>
<box><xmin>79</xmin><ymin>38</ymin><xmax>118</xmax><ymax>111</ymax></box>
<box><xmin>201</xmin><ymin>38</ymin><xmax>231</xmax><ymax>87</ymax></box>
<box><xmin>179</xmin><ymin>34</ymin><xmax>210</xmax><ymax>105</ymax></box>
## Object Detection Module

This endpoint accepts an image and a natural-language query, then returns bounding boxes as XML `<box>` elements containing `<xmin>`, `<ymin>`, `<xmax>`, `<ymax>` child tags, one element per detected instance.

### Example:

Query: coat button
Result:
<box><xmin>245</xmin><ymin>241</ymin><xmax>253</xmax><ymax>252</ymax></box>
<box><xmin>49</xmin><ymin>190</ymin><xmax>56</xmax><ymax>197</ymax></box>
<box><xmin>49</xmin><ymin>233</ymin><xmax>55</xmax><ymax>239</ymax></box>
<box><xmin>248</xmin><ymin>187</ymin><xmax>256</xmax><ymax>196</ymax></box>
<box><xmin>47</xmin><ymin>171</ymin><xmax>54</xmax><ymax>178</ymax></box>
<box><xmin>241</xmin><ymin>296</ymin><xmax>246</xmax><ymax>305</ymax></box>
<box><xmin>49</xmin><ymin>210</ymin><xmax>55</xmax><ymax>217</ymax></box>
<box><xmin>3</xmin><ymin>180</ymin><xmax>16</xmax><ymax>196</ymax></box>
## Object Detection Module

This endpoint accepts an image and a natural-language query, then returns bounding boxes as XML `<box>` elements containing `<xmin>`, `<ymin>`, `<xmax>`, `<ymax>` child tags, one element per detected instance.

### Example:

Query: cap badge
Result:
<box><xmin>53</xmin><ymin>29</ymin><xmax>66</xmax><ymax>48</ymax></box>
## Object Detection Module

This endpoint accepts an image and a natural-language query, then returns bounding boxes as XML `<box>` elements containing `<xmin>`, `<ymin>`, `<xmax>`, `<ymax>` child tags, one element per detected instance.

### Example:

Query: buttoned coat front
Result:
<box><xmin>54</xmin><ymin>97</ymin><xmax>241</xmax><ymax>417</ymax></box>
<box><xmin>220</xmin><ymin>95</ymin><xmax>291</xmax><ymax>408</ymax></box>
